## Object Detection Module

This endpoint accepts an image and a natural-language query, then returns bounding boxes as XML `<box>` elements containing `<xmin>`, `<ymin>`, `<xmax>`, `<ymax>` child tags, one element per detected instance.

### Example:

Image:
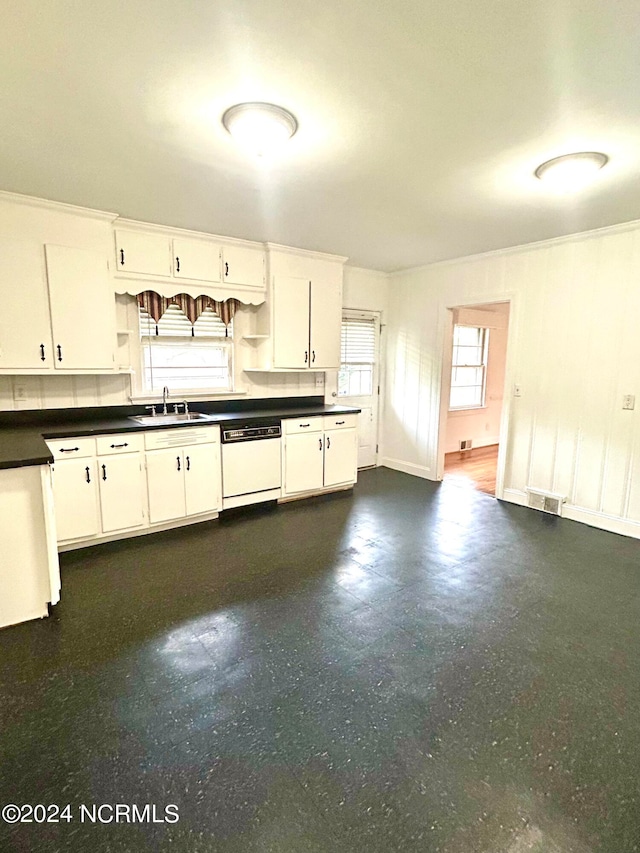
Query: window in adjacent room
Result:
<box><xmin>449</xmin><ymin>324</ymin><xmax>489</xmax><ymax>410</ymax></box>
<box><xmin>338</xmin><ymin>315</ymin><xmax>377</xmax><ymax>397</ymax></box>
<box><xmin>139</xmin><ymin>304</ymin><xmax>233</xmax><ymax>393</ymax></box>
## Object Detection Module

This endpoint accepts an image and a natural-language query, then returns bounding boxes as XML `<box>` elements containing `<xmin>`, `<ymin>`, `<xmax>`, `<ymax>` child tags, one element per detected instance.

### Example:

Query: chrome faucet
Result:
<box><xmin>162</xmin><ymin>386</ymin><xmax>169</xmax><ymax>415</ymax></box>
<box><xmin>182</xmin><ymin>400</ymin><xmax>189</xmax><ymax>415</ymax></box>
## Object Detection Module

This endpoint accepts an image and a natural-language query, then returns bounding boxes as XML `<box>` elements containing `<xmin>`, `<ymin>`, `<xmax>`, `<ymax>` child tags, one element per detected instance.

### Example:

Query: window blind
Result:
<box><xmin>340</xmin><ymin>317</ymin><xmax>376</xmax><ymax>364</ymax></box>
<box><xmin>139</xmin><ymin>304</ymin><xmax>232</xmax><ymax>338</ymax></box>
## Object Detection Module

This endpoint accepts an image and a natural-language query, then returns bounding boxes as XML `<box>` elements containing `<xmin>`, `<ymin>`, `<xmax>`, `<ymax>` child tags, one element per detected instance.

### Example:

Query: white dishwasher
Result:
<box><xmin>221</xmin><ymin>420</ymin><xmax>282</xmax><ymax>509</ymax></box>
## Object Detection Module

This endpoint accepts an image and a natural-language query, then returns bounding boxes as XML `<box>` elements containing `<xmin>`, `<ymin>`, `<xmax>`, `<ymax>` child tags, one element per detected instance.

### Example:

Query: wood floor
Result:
<box><xmin>444</xmin><ymin>443</ymin><xmax>499</xmax><ymax>495</ymax></box>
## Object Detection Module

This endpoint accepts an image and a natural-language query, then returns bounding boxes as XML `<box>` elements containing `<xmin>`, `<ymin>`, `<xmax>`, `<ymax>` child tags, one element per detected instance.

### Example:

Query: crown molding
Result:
<box><xmin>0</xmin><ymin>190</ymin><xmax>117</xmax><ymax>221</ymax></box>
<box><xmin>265</xmin><ymin>242</ymin><xmax>348</xmax><ymax>264</ymax></box>
<box><xmin>389</xmin><ymin>216</ymin><xmax>640</xmax><ymax>278</ymax></box>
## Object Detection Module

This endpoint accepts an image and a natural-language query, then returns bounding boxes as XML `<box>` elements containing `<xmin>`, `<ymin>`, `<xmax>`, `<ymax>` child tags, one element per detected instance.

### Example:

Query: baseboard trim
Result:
<box><xmin>501</xmin><ymin>488</ymin><xmax>640</xmax><ymax>540</ymax></box>
<box><xmin>58</xmin><ymin>511</ymin><xmax>221</xmax><ymax>552</ymax></box>
<box><xmin>381</xmin><ymin>457</ymin><xmax>434</xmax><ymax>480</ymax></box>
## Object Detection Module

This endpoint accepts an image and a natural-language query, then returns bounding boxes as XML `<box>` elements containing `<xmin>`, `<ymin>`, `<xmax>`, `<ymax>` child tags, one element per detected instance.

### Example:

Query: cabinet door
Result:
<box><xmin>146</xmin><ymin>448</ymin><xmax>186</xmax><ymax>523</ymax></box>
<box><xmin>114</xmin><ymin>230</ymin><xmax>171</xmax><ymax>277</ymax></box>
<box><xmin>0</xmin><ymin>239</ymin><xmax>53</xmax><ymax>369</ymax></box>
<box><xmin>323</xmin><ymin>429</ymin><xmax>358</xmax><ymax>488</ymax></box>
<box><xmin>51</xmin><ymin>459</ymin><xmax>100</xmax><ymax>542</ymax></box>
<box><xmin>273</xmin><ymin>276</ymin><xmax>310</xmax><ymax>369</ymax></box>
<box><xmin>173</xmin><ymin>238</ymin><xmax>221</xmax><ymax>283</ymax></box>
<box><xmin>184</xmin><ymin>442</ymin><xmax>222</xmax><ymax>516</ymax></box>
<box><xmin>98</xmin><ymin>453</ymin><xmax>146</xmax><ymax>533</ymax></box>
<box><xmin>45</xmin><ymin>245</ymin><xmax>116</xmax><ymax>370</ymax></box>
<box><xmin>310</xmin><ymin>277</ymin><xmax>342</xmax><ymax>369</ymax></box>
<box><xmin>283</xmin><ymin>432</ymin><xmax>324</xmax><ymax>495</ymax></box>
<box><xmin>221</xmin><ymin>245</ymin><xmax>264</xmax><ymax>289</ymax></box>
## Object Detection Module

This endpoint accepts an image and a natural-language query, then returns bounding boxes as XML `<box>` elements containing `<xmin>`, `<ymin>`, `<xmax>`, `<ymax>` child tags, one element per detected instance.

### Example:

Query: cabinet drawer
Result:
<box><xmin>144</xmin><ymin>425</ymin><xmax>220</xmax><ymax>450</ymax></box>
<box><xmin>46</xmin><ymin>437</ymin><xmax>96</xmax><ymax>460</ymax></box>
<box><xmin>95</xmin><ymin>434</ymin><xmax>145</xmax><ymax>455</ymax></box>
<box><xmin>282</xmin><ymin>416</ymin><xmax>323</xmax><ymax>435</ymax></box>
<box><xmin>322</xmin><ymin>414</ymin><xmax>358</xmax><ymax>431</ymax></box>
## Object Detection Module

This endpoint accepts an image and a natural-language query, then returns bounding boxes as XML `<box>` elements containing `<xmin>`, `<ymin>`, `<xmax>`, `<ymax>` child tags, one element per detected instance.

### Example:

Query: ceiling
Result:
<box><xmin>2</xmin><ymin>0</ymin><xmax>639</xmax><ymax>272</ymax></box>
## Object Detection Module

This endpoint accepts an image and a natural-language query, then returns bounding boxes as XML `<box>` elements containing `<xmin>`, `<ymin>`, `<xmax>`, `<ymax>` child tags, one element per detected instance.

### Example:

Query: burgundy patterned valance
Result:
<box><xmin>136</xmin><ymin>291</ymin><xmax>240</xmax><ymax>327</ymax></box>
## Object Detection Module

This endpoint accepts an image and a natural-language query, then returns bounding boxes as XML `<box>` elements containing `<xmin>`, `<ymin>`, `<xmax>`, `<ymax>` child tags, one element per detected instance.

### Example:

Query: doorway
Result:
<box><xmin>441</xmin><ymin>302</ymin><xmax>510</xmax><ymax>496</ymax></box>
<box><xmin>338</xmin><ymin>310</ymin><xmax>381</xmax><ymax>468</ymax></box>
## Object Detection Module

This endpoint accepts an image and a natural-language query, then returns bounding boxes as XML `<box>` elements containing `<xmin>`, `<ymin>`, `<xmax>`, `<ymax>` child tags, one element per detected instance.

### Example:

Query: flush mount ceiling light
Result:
<box><xmin>534</xmin><ymin>151</ymin><xmax>608</xmax><ymax>192</ymax></box>
<box><xmin>222</xmin><ymin>102</ymin><xmax>298</xmax><ymax>157</ymax></box>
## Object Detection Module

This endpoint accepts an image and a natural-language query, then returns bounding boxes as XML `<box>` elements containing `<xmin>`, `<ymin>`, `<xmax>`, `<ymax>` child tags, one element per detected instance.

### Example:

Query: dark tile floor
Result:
<box><xmin>2</xmin><ymin>468</ymin><xmax>640</xmax><ymax>851</ymax></box>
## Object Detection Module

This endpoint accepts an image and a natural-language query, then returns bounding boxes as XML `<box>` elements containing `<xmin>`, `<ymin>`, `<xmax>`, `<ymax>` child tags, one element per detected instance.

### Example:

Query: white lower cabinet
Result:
<box><xmin>282</xmin><ymin>414</ymin><xmax>358</xmax><ymax>497</ymax></box>
<box><xmin>50</xmin><ymin>457</ymin><xmax>101</xmax><ymax>542</ymax></box>
<box><xmin>98</xmin><ymin>453</ymin><xmax>146</xmax><ymax>533</ymax></box>
<box><xmin>323</xmin><ymin>428</ymin><xmax>358</xmax><ymax>488</ymax></box>
<box><xmin>48</xmin><ymin>434</ymin><xmax>146</xmax><ymax>544</ymax></box>
<box><xmin>144</xmin><ymin>426</ymin><xmax>222</xmax><ymax>524</ymax></box>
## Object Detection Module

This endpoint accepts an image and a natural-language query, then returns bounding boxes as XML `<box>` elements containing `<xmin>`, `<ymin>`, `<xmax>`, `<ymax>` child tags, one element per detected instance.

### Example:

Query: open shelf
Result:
<box><xmin>242</xmin><ymin>334</ymin><xmax>270</xmax><ymax>341</ymax></box>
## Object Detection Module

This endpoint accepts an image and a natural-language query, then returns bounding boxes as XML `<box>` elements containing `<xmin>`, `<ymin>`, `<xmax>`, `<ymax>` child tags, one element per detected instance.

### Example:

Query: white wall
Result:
<box><xmin>444</xmin><ymin>302</ymin><xmax>509</xmax><ymax>453</ymax></box>
<box><xmin>383</xmin><ymin>220</ymin><xmax>640</xmax><ymax>538</ymax></box>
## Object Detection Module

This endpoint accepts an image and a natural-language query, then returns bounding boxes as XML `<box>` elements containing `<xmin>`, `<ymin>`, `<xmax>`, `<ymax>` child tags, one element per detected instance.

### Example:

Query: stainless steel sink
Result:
<box><xmin>128</xmin><ymin>412</ymin><xmax>211</xmax><ymax>426</ymax></box>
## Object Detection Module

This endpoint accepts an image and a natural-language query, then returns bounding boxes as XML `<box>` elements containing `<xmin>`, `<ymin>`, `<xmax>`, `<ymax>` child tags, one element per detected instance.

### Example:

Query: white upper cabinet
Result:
<box><xmin>0</xmin><ymin>238</ymin><xmax>53</xmax><ymax>369</ymax></box>
<box><xmin>0</xmin><ymin>240</ymin><xmax>116</xmax><ymax>372</ymax></box>
<box><xmin>271</xmin><ymin>269</ymin><xmax>342</xmax><ymax>370</ymax></box>
<box><xmin>221</xmin><ymin>244</ymin><xmax>264</xmax><ymax>289</ymax></box>
<box><xmin>114</xmin><ymin>229</ymin><xmax>171</xmax><ymax>277</ymax></box>
<box><xmin>45</xmin><ymin>245</ymin><xmax>116</xmax><ymax>370</ymax></box>
<box><xmin>273</xmin><ymin>276</ymin><xmax>312</xmax><ymax>369</ymax></box>
<box><xmin>309</xmin><ymin>277</ymin><xmax>342</xmax><ymax>369</ymax></box>
<box><xmin>173</xmin><ymin>237</ymin><xmax>221</xmax><ymax>283</ymax></box>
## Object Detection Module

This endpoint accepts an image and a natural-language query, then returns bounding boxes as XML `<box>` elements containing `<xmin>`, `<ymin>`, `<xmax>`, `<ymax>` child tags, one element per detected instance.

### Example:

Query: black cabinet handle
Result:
<box><xmin>102</xmin><ymin>464</ymin><xmax>107</xmax><ymax>481</ymax></box>
<box><xmin>85</xmin><ymin>466</ymin><xmax>91</xmax><ymax>484</ymax></box>
<box><xmin>319</xmin><ymin>437</ymin><xmax>323</xmax><ymax>451</ymax></box>
<box><xmin>312</xmin><ymin>350</ymin><xmax>316</xmax><ymax>363</ymax></box>
<box><xmin>225</xmin><ymin>261</ymin><xmax>229</xmax><ymax>277</ymax></box>
<box><xmin>40</xmin><ymin>343</ymin><xmax>46</xmax><ymax>361</ymax></box>
<box><xmin>336</xmin><ymin>420</ymin><xmax>345</xmax><ymax>425</ymax></box>
<box><xmin>304</xmin><ymin>351</ymin><xmax>308</xmax><ymax>363</ymax></box>
<box><xmin>110</xmin><ymin>442</ymin><xmax>129</xmax><ymax>449</ymax></box>
<box><xmin>59</xmin><ymin>447</ymin><xmax>79</xmax><ymax>453</ymax></box>
<box><xmin>300</xmin><ymin>423</ymin><xmax>310</xmax><ymax>428</ymax></box>
<box><xmin>56</xmin><ymin>344</ymin><xmax>63</xmax><ymax>362</ymax></box>
<box><xmin>120</xmin><ymin>248</ymin><xmax>125</xmax><ymax>266</ymax></box>
<box><xmin>186</xmin><ymin>455</ymin><xmax>190</xmax><ymax>471</ymax></box>
<box><xmin>176</xmin><ymin>256</ymin><xmax>180</xmax><ymax>273</ymax></box>
<box><xmin>177</xmin><ymin>456</ymin><xmax>181</xmax><ymax>471</ymax></box>
<box><xmin>327</xmin><ymin>436</ymin><xmax>331</xmax><ymax>449</ymax></box>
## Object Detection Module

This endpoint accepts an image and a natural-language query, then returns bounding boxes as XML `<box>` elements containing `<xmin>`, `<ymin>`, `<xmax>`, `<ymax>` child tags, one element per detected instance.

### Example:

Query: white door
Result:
<box><xmin>323</xmin><ymin>429</ymin><xmax>358</xmax><ymax>487</ymax></box>
<box><xmin>98</xmin><ymin>453</ymin><xmax>146</xmax><ymax>533</ymax></box>
<box><xmin>184</xmin><ymin>442</ymin><xmax>222</xmax><ymax>516</ymax></box>
<box><xmin>310</xmin><ymin>277</ymin><xmax>342</xmax><ymax>369</ymax></box>
<box><xmin>45</xmin><ymin>245</ymin><xmax>116</xmax><ymax>370</ymax></box>
<box><xmin>222</xmin><ymin>245</ymin><xmax>264</xmax><ymax>289</ymax></box>
<box><xmin>173</xmin><ymin>237</ymin><xmax>221</xmax><ymax>282</ymax></box>
<box><xmin>146</xmin><ymin>448</ymin><xmax>186</xmax><ymax>523</ymax></box>
<box><xmin>338</xmin><ymin>311</ymin><xmax>381</xmax><ymax>468</ymax></box>
<box><xmin>273</xmin><ymin>276</ymin><xmax>310</xmax><ymax>369</ymax></box>
<box><xmin>114</xmin><ymin>230</ymin><xmax>171</xmax><ymax>277</ymax></box>
<box><xmin>0</xmin><ymin>239</ymin><xmax>53</xmax><ymax>369</ymax></box>
<box><xmin>51</xmin><ymin>459</ymin><xmax>100</xmax><ymax>542</ymax></box>
<box><xmin>283</xmin><ymin>432</ymin><xmax>325</xmax><ymax>495</ymax></box>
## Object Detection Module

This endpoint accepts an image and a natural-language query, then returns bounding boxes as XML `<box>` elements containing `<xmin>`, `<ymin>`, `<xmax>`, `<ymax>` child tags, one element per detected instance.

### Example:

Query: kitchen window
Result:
<box><xmin>449</xmin><ymin>324</ymin><xmax>489</xmax><ymax>410</ymax></box>
<box><xmin>139</xmin><ymin>304</ymin><xmax>233</xmax><ymax>393</ymax></box>
<box><xmin>338</xmin><ymin>316</ymin><xmax>377</xmax><ymax>397</ymax></box>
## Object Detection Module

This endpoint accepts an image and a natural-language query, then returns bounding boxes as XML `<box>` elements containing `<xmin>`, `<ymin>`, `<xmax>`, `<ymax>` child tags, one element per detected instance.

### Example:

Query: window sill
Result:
<box><xmin>448</xmin><ymin>405</ymin><xmax>487</xmax><ymax>414</ymax></box>
<box><xmin>130</xmin><ymin>391</ymin><xmax>248</xmax><ymax>404</ymax></box>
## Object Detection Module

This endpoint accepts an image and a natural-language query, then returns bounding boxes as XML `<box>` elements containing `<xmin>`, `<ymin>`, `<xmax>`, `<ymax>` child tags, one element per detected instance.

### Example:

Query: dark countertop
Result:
<box><xmin>0</xmin><ymin>400</ymin><xmax>361</xmax><ymax>471</ymax></box>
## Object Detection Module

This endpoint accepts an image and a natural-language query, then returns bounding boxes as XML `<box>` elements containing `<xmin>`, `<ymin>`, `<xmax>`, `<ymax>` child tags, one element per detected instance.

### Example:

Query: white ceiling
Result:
<box><xmin>2</xmin><ymin>0</ymin><xmax>639</xmax><ymax>271</ymax></box>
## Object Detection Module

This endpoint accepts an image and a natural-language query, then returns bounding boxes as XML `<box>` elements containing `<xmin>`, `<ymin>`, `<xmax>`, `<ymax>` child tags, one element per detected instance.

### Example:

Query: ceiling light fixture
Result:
<box><xmin>534</xmin><ymin>151</ymin><xmax>608</xmax><ymax>192</ymax></box>
<box><xmin>222</xmin><ymin>102</ymin><xmax>298</xmax><ymax>157</ymax></box>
